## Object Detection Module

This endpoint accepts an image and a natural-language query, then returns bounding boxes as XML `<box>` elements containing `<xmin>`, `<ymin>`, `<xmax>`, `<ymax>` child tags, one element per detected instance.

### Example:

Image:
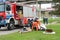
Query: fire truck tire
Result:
<box><xmin>7</xmin><ymin>21</ymin><xmax>15</xmax><ymax>30</ymax></box>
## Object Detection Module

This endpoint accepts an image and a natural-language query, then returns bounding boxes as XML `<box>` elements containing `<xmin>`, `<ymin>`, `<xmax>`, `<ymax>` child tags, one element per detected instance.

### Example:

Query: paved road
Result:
<box><xmin>0</xmin><ymin>27</ymin><xmax>20</xmax><ymax>35</ymax></box>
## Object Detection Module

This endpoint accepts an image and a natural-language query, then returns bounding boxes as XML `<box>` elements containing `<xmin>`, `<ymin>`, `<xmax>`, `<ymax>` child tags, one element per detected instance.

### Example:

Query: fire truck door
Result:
<box><xmin>5</xmin><ymin>4</ymin><xmax>13</xmax><ymax>19</ymax></box>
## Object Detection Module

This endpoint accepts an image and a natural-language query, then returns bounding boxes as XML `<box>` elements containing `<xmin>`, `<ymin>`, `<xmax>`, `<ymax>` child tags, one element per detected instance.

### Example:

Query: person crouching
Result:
<box><xmin>32</xmin><ymin>18</ymin><xmax>40</xmax><ymax>31</ymax></box>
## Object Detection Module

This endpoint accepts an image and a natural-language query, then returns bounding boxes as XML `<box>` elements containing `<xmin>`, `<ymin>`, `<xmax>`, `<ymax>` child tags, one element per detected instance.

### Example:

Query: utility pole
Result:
<box><xmin>36</xmin><ymin>0</ymin><xmax>41</xmax><ymax>18</ymax></box>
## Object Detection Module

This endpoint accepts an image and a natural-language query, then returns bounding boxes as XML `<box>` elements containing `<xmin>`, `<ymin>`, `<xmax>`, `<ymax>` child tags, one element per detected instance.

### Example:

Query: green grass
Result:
<box><xmin>40</xmin><ymin>18</ymin><xmax>60</xmax><ymax>23</ymax></box>
<box><xmin>0</xmin><ymin>23</ymin><xmax>60</xmax><ymax>40</ymax></box>
<box><xmin>48</xmin><ymin>18</ymin><xmax>60</xmax><ymax>23</ymax></box>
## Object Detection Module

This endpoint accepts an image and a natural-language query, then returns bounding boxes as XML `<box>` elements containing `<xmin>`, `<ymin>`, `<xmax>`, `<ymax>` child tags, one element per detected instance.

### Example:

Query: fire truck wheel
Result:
<box><xmin>7</xmin><ymin>21</ymin><xmax>14</xmax><ymax>30</ymax></box>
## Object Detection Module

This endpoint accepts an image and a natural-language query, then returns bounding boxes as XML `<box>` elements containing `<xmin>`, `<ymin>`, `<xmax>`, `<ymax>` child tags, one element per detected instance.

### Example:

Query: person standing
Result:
<box><xmin>43</xmin><ymin>16</ymin><xmax>48</xmax><ymax>24</ymax></box>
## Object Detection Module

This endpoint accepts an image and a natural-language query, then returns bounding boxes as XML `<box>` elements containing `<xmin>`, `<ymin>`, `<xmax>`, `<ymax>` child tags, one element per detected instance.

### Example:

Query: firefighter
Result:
<box><xmin>32</xmin><ymin>18</ymin><xmax>40</xmax><ymax>31</ymax></box>
<box><xmin>23</xmin><ymin>17</ymin><xmax>28</xmax><ymax>27</ymax></box>
<box><xmin>18</xmin><ymin>10</ymin><xmax>23</xmax><ymax>18</ymax></box>
<box><xmin>32</xmin><ymin>22</ymin><xmax>38</xmax><ymax>31</ymax></box>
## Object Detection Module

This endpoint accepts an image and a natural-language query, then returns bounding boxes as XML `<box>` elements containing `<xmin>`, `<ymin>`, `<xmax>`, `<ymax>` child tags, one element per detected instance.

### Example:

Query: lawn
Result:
<box><xmin>48</xmin><ymin>18</ymin><xmax>60</xmax><ymax>23</ymax></box>
<box><xmin>40</xmin><ymin>18</ymin><xmax>60</xmax><ymax>23</ymax></box>
<box><xmin>0</xmin><ymin>23</ymin><xmax>60</xmax><ymax>40</ymax></box>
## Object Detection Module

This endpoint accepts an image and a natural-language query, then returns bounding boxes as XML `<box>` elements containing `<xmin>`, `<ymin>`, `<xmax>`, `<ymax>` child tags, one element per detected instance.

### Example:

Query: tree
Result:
<box><xmin>53</xmin><ymin>0</ymin><xmax>60</xmax><ymax>2</ymax></box>
<box><xmin>51</xmin><ymin>0</ymin><xmax>60</xmax><ymax>15</ymax></box>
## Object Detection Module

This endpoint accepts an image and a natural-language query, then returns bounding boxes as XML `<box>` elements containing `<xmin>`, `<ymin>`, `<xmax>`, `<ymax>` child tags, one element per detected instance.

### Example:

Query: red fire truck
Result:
<box><xmin>0</xmin><ymin>2</ymin><xmax>36</xmax><ymax>30</ymax></box>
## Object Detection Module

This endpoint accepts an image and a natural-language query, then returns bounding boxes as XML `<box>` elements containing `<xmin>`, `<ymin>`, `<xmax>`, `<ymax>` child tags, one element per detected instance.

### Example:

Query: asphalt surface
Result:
<box><xmin>0</xmin><ymin>27</ymin><xmax>20</xmax><ymax>35</ymax></box>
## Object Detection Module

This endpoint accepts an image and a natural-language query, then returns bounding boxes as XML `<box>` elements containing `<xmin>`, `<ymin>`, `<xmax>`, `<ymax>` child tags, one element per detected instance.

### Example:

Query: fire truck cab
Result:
<box><xmin>0</xmin><ymin>2</ymin><xmax>20</xmax><ymax>30</ymax></box>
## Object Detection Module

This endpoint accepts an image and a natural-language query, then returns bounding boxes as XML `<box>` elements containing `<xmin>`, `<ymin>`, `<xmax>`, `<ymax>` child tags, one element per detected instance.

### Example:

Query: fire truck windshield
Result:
<box><xmin>0</xmin><ymin>4</ymin><xmax>5</xmax><ymax>12</ymax></box>
<box><xmin>6</xmin><ymin>4</ymin><xmax>11</xmax><ymax>11</ymax></box>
